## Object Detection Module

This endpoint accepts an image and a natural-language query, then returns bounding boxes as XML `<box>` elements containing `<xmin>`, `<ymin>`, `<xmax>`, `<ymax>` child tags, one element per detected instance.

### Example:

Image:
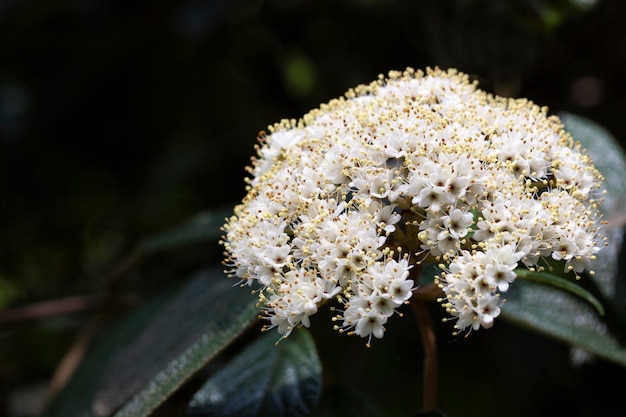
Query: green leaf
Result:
<box><xmin>560</xmin><ymin>112</ymin><xmax>626</xmax><ymax>323</ymax></box>
<box><xmin>138</xmin><ymin>209</ymin><xmax>231</xmax><ymax>253</ymax></box>
<box><xmin>560</xmin><ymin>112</ymin><xmax>626</xmax><ymax>215</ymax></box>
<box><xmin>185</xmin><ymin>328</ymin><xmax>322</xmax><ymax>417</ymax></box>
<box><xmin>514</xmin><ymin>269</ymin><xmax>604</xmax><ymax>316</ymax></box>
<box><xmin>41</xmin><ymin>269</ymin><xmax>259</xmax><ymax>417</ymax></box>
<box><xmin>501</xmin><ymin>279</ymin><xmax>626</xmax><ymax>368</ymax></box>
<box><xmin>502</xmin><ymin>112</ymin><xmax>626</xmax><ymax>366</ymax></box>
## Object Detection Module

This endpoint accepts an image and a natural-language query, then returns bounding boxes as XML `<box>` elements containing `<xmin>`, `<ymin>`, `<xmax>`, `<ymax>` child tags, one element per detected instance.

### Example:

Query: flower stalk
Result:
<box><xmin>412</xmin><ymin>297</ymin><xmax>438</xmax><ymax>411</ymax></box>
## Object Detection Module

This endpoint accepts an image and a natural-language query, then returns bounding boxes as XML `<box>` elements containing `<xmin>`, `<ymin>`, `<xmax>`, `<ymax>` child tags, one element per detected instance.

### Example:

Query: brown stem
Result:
<box><xmin>103</xmin><ymin>252</ymin><xmax>144</xmax><ymax>290</ymax></box>
<box><xmin>0</xmin><ymin>294</ymin><xmax>138</xmax><ymax>325</ymax></box>
<box><xmin>411</xmin><ymin>298</ymin><xmax>438</xmax><ymax>412</ymax></box>
<box><xmin>412</xmin><ymin>282</ymin><xmax>443</xmax><ymax>301</ymax></box>
<box><xmin>39</xmin><ymin>314</ymin><xmax>104</xmax><ymax>412</ymax></box>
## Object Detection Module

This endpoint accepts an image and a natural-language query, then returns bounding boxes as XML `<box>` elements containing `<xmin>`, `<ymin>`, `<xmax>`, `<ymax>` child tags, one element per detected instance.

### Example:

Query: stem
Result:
<box><xmin>411</xmin><ymin>298</ymin><xmax>438</xmax><ymax>412</ymax></box>
<box><xmin>0</xmin><ymin>295</ymin><xmax>136</xmax><ymax>325</ymax></box>
<box><xmin>40</xmin><ymin>314</ymin><xmax>104</xmax><ymax>412</ymax></box>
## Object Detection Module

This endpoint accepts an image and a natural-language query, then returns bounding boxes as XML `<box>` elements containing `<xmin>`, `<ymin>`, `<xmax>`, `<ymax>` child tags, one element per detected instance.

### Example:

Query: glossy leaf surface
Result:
<box><xmin>515</xmin><ymin>269</ymin><xmax>604</xmax><ymax>316</ymax></box>
<box><xmin>42</xmin><ymin>269</ymin><xmax>258</xmax><ymax>417</ymax></box>
<box><xmin>185</xmin><ymin>328</ymin><xmax>322</xmax><ymax>417</ymax></box>
<box><xmin>502</xmin><ymin>279</ymin><xmax>626</xmax><ymax>367</ymax></box>
<box><xmin>500</xmin><ymin>113</ymin><xmax>626</xmax><ymax>367</ymax></box>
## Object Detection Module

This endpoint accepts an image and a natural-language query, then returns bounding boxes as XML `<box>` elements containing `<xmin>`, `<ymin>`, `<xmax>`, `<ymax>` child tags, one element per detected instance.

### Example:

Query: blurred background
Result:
<box><xmin>1</xmin><ymin>0</ymin><xmax>625</xmax><ymax>416</ymax></box>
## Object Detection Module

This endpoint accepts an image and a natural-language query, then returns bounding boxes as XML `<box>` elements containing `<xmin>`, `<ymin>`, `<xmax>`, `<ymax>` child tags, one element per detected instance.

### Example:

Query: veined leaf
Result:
<box><xmin>515</xmin><ymin>269</ymin><xmax>604</xmax><ymax>316</ymax></box>
<box><xmin>560</xmin><ymin>112</ymin><xmax>626</xmax><ymax>217</ymax></box>
<box><xmin>41</xmin><ymin>269</ymin><xmax>259</xmax><ymax>417</ymax></box>
<box><xmin>560</xmin><ymin>112</ymin><xmax>626</xmax><ymax>304</ymax></box>
<box><xmin>502</xmin><ymin>279</ymin><xmax>626</xmax><ymax>368</ymax></box>
<box><xmin>185</xmin><ymin>328</ymin><xmax>322</xmax><ymax>417</ymax></box>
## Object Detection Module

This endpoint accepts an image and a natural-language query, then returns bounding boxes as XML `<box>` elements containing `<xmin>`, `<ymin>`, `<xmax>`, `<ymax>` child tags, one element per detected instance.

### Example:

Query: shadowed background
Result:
<box><xmin>1</xmin><ymin>0</ymin><xmax>625</xmax><ymax>416</ymax></box>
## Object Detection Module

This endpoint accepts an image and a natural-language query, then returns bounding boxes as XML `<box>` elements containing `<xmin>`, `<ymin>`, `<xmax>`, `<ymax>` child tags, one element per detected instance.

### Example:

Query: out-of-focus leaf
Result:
<box><xmin>560</xmin><ymin>112</ymin><xmax>626</xmax><ymax>215</ymax></box>
<box><xmin>417</xmin><ymin>263</ymin><xmax>439</xmax><ymax>287</ymax></box>
<box><xmin>185</xmin><ymin>328</ymin><xmax>322</xmax><ymax>417</ymax></box>
<box><xmin>560</xmin><ymin>112</ymin><xmax>626</xmax><ymax>321</ymax></box>
<box><xmin>138</xmin><ymin>209</ymin><xmax>231</xmax><ymax>253</ymax></box>
<box><xmin>41</xmin><ymin>269</ymin><xmax>258</xmax><ymax>417</ymax></box>
<box><xmin>501</xmin><ymin>280</ymin><xmax>626</xmax><ymax>368</ymax></box>
<box><xmin>515</xmin><ymin>269</ymin><xmax>604</xmax><ymax>316</ymax></box>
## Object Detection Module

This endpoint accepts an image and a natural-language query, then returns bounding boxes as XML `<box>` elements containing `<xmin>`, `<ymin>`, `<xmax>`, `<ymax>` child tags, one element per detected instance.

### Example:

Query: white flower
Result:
<box><xmin>223</xmin><ymin>67</ymin><xmax>605</xmax><ymax>341</ymax></box>
<box><xmin>355</xmin><ymin>309</ymin><xmax>387</xmax><ymax>343</ymax></box>
<box><xmin>484</xmin><ymin>244</ymin><xmax>523</xmax><ymax>292</ymax></box>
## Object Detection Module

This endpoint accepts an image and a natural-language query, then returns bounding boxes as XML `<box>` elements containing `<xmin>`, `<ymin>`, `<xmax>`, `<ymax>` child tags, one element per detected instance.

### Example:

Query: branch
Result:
<box><xmin>411</xmin><ymin>298</ymin><xmax>438</xmax><ymax>412</ymax></box>
<box><xmin>0</xmin><ymin>294</ymin><xmax>137</xmax><ymax>325</ymax></box>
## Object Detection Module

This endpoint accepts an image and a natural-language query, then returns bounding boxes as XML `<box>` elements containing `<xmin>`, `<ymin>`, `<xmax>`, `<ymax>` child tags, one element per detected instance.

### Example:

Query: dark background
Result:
<box><xmin>1</xmin><ymin>0</ymin><xmax>625</xmax><ymax>416</ymax></box>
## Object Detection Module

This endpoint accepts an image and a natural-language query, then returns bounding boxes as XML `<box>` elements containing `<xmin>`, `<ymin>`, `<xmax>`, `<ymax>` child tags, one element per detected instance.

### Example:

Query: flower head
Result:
<box><xmin>222</xmin><ymin>67</ymin><xmax>605</xmax><ymax>342</ymax></box>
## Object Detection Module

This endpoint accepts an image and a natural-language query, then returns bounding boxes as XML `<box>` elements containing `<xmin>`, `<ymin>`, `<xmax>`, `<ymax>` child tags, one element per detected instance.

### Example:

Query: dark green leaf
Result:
<box><xmin>560</xmin><ymin>112</ymin><xmax>626</xmax><ymax>324</ymax></box>
<box><xmin>41</xmin><ymin>269</ymin><xmax>259</xmax><ymax>417</ymax></box>
<box><xmin>138</xmin><ymin>210</ymin><xmax>231</xmax><ymax>253</ymax></box>
<box><xmin>515</xmin><ymin>269</ymin><xmax>604</xmax><ymax>316</ymax></box>
<box><xmin>501</xmin><ymin>279</ymin><xmax>626</xmax><ymax>367</ymax></box>
<box><xmin>560</xmin><ymin>112</ymin><xmax>626</xmax><ymax>214</ymax></box>
<box><xmin>185</xmin><ymin>328</ymin><xmax>322</xmax><ymax>417</ymax></box>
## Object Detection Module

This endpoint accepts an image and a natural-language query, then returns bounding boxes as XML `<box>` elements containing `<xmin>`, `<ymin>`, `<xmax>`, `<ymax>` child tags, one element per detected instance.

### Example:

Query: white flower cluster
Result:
<box><xmin>222</xmin><ymin>67</ymin><xmax>605</xmax><ymax>343</ymax></box>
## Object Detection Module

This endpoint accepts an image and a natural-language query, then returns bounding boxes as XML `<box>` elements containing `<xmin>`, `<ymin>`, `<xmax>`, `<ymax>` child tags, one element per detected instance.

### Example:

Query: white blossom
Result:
<box><xmin>222</xmin><ymin>67</ymin><xmax>605</xmax><ymax>341</ymax></box>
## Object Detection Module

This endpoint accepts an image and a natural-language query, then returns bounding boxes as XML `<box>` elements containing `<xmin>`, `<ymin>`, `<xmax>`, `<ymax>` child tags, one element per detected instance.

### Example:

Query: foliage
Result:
<box><xmin>2</xmin><ymin>1</ymin><xmax>626</xmax><ymax>417</ymax></box>
<box><xmin>38</xmin><ymin>113</ymin><xmax>626</xmax><ymax>417</ymax></box>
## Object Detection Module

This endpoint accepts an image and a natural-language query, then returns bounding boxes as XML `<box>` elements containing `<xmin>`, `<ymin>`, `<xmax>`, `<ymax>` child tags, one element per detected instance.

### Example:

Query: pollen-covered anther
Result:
<box><xmin>222</xmin><ymin>66</ymin><xmax>606</xmax><ymax>342</ymax></box>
